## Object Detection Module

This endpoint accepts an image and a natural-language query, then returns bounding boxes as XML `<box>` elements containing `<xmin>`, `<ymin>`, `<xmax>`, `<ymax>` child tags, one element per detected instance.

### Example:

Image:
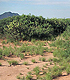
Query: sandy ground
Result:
<box><xmin>0</xmin><ymin>53</ymin><xmax>53</xmax><ymax>80</ymax></box>
<box><xmin>0</xmin><ymin>39</ymin><xmax>70</xmax><ymax>80</ymax></box>
<box><xmin>54</xmin><ymin>75</ymin><xmax>70</xmax><ymax>80</ymax></box>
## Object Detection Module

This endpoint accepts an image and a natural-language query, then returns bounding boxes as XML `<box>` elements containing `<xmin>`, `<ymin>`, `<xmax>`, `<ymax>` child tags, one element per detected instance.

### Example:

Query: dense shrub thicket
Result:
<box><xmin>0</xmin><ymin>14</ymin><xmax>70</xmax><ymax>41</ymax></box>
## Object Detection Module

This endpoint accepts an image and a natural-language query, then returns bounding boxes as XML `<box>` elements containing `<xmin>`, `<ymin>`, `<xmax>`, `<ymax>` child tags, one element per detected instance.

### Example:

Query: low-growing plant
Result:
<box><xmin>22</xmin><ymin>76</ymin><xmax>25</xmax><ymax>80</ymax></box>
<box><xmin>8</xmin><ymin>60</ymin><xmax>18</xmax><ymax>66</ymax></box>
<box><xmin>66</xmin><ymin>65</ymin><xmax>70</xmax><ymax>75</ymax></box>
<box><xmin>2</xmin><ymin>40</ymin><xmax>6</xmax><ymax>44</ymax></box>
<box><xmin>26</xmin><ymin>74</ymin><xmax>33</xmax><ymax>80</ymax></box>
<box><xmin>31</xmin><ymin>59</ymin><xmax>36</xmax><ymax>63</ymax></box>
<box><xmin>48</xmin><ymin>58</ymin><xmax>53</xmax><ymax>62</ymax></box>
<box><xmin>19</xmin><ymin>73</ymin><xmax>23</xmax><ymax>75</ymax></box>
<box><xmin>20</xmin><ymin>53</ymin><xmax>24</xmax><ymax>60</ymax></box>
<box><xmin>31</xmin><ymin>38</ymin><xmax>36</xmax><ymax>43</ymax></box>
<box><xmin>48</xmin><ymin>48</ymin><xmax>53</xmax><ymax>53</ymax></box>
<box><xmin>27</xmin><ymin>67</ymin><xmax>29</xmax><ymax>69</ymax></box>
<box><xmin>0</xmin><ymin>48</ymin><xmax>3</xmax><ymax>55</ymax></box>
<box><xmin>44</xmin><ymin>47</ymin><xmax>48</xmax><ymax>52</ymax></box>
<box><xmin>48</xmin><ymin>65</ymin><xmax>62</xmax><ymax>79</ymax></box>
<box><xmin>45</xmin><ymin>63</ymin><xmax>48</xmax><ymax>66</ymax></box>
<box><xmin>23</xmin><ymin>61</ymin><xmax>28</xmax><ymax>65</ymax></box>
<box><xmin>43</xmin><ymin>65</ymin><xmax>47</xmax><ymax>68</ymax></box>
<box><xmin>3</xmin><ymin>46</ymin><xmax>6</xmax><ymax>49</ymax></box>
<box><xmin>28</xmin><ymin>71</ymin><xmax>32</xmax><ymax>75</ymax></box>
<box><xmin>52</xmin><ymin>58</ymin><xmax>59</xmax><ymax>62</ymax></box>
<box><xmin>42</xmin><ymin>67</ymin><xmax>44</xmax><ymax>70</ymax></box>
<box><xmin>0</xmin><ymin>55</ymin><xmax>2</xmax><ymax>59</ymax></box>
<box><xmin>33</xmin><ymin>66</ymin><xmax>40</xmax><ymax>75</ymax></box>
<box><xmin>39</xmin><ymin>57</ymin><xmax>41</xmax><ymax>61</ymax></box>
<box><xmin>0</xmin><ymin>63</ymin><xmax>2</xmax><ymax>66</ymax></box>
<box><xmin>2</xmin><ymin>47</ymin><xmax>10</xmax><ymax>57</ymax></box>
<box><xmin>17</xmin><ymin>75</ymin><xmax>21</xmax><ymax>79</ymax></box>
<box><xmin>42</xmin><ymin>57</ymin><xmax>46</xmax><ymax>62</ymax></box>
<box><xmin>46</xmin><ymin>72</ymin><xmax>52</xmax><ymax>80</ymax></box>
<box><xmin>29</xmin><ymin>52</ymin><xmax>33</xmax><ymax>56</ymax></box>
<box><xmin>14</xmin><ymin>41</ymin><xmax>21</xmax><ymax>46</ymax></box>
<box><xmin>50</xmin><ymin>62</ymin><xmax>53</xmax><ymax>65</ymax></box>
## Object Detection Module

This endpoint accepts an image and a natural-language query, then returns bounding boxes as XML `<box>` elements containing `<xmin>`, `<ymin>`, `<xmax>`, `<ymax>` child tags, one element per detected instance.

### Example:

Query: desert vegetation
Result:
<box><xmin>0</xmin><ymin>14</ymin><xmax>70</xmax><ymax>80</ymax></box>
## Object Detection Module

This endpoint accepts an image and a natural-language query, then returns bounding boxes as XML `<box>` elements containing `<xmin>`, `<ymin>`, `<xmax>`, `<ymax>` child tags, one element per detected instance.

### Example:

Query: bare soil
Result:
<box><xmin>0</xmin><ymin>39</ymin><xmax>70</xmax><ymax>80</ymax></box>
<box><xmin>0</xmin><ymin>53</ymin><xmax>53</xmax><ymax>80</ymax></box>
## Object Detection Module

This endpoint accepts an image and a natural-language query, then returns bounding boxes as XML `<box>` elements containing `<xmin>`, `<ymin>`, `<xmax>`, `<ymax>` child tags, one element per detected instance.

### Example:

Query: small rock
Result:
<box><xmin>62</xmin><ymin>71</ymin><xmax>67</xmax><ymax>76</ymax></box>
<box><xmin>39</xmin><ymin>72</ymin><xmax>44</xmax><ymax>75</ymax></box>
<box><xmin>7</xmin><ymin>74</ymin><xmax>11</xmax><ymax>76</ymax></box>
